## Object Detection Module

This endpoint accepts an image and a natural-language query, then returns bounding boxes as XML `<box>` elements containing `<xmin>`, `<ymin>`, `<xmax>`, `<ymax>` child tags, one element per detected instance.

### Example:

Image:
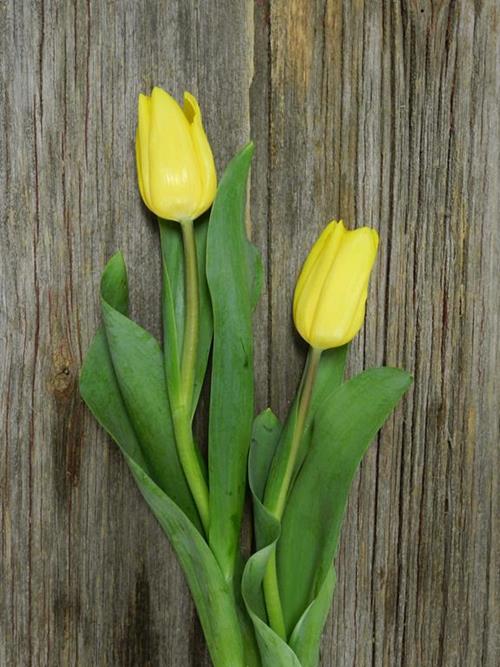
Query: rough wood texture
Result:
<box><xmin>1</xmin><ymin>1</ymin><xmax>498</xmax><ymax>665</ymax></box>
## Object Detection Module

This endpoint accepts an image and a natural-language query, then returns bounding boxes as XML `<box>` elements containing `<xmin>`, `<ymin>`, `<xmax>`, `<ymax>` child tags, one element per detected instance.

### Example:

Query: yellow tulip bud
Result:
<box><xmin>293</xmin><ymin>220</ymin><xmax>379</xmax><ymax>350</ymax></box>
<box><xmin>136</xmin><ymin>87</ymin><xmax>217</xmax><ymax>222</ymax></box>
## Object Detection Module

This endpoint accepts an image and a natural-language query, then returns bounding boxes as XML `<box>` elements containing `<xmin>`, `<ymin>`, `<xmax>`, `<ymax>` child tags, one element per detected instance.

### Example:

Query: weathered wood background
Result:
<box><xmin>1</xmin><ymin>1</ymin><xmax>498</xmax><ymax>665</ymax></box>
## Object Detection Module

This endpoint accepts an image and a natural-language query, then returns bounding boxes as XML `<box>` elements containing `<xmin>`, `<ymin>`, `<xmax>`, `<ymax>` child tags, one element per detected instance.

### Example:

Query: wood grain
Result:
<box><xmin>1</xmin><ymin>1</ymin><xmax>498</xmax><ymax>665</ymax></box>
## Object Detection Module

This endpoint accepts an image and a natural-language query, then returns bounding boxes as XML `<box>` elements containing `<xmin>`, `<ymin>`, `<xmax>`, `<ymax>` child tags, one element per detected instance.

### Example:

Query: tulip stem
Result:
<box><xmin>161</xmin><ymin>219</ymin><xmax>209</xmax><ymax>535</ymax></box>
<box><xmin>266</xmin><ymin>346</ymin><xmax>322</xmax><ymax>518</ymax></box>
<box><xmin>180</xmin><ymin>219</ymin><xmax>199</xmax><ymax>408</ymax></box>
<box><xmin>171</xmin><ymin>400</ymin><xmax>209</xmax><ymax>534</ymax></box>
<box><xmin>262</xmin><ymin>345</ymin><xmax>322</xmax><ymax>639</ymax></box>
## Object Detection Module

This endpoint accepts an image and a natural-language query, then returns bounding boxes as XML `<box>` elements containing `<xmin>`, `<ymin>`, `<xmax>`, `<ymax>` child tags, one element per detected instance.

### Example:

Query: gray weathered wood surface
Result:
<box><xmin>1</xmin><ymin>1</ymin><xmax>498</xmax><ymax>665</ymax></box>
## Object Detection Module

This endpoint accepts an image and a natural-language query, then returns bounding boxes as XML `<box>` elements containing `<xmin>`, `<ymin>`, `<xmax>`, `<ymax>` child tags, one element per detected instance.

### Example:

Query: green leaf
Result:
<box><xmin>288</xmin><ymin>566</ymin><xmax>336</xmax><ymax>667</ymax></box>
<box><xmin>99</xmin><ymin>258</ymin><xmax>201</xmax><ymax>529</ymax></box>
<box><xmin>232</xmin><ymin>410</ymin><xmax>279</xmax><ymax>667</ymax></box>
<box><xmin>100</xmin><ymin>251</ymin><xmax>129</xmax><ymax>316</ymax></box>
<box><xmin>206</xmin><ymin>143</ymin><xmax>259</xmax><ymax>582</ymax></box>
<box><xmin>79</xmin><ymin>253</ymin><xmax>148</xmax><ymax>472</ymax></box>
<box><xmin>251</xmin><ymin>410</ymin><xmax>282</xmax><ymax>503</ymax></box>
<box><xmin>241</xmin><ymin>354</ymin><xmax>346</xmax><ymax>666</ymax></box>
<box><xmin>309</xmin><ymin>346</ymin><xmax>348</xmax><ymax>420</ymax></box>
<box><xmin>159</xmin><ymin>215</ymin><xmax>213</xmax><ymax>418</ymax></box>
<box><xmin>125</xmin><ymin>455</ymin><xmax>246</xmax><ymax>667</ymax></box>
<box><xmin>242</xmin><ymin>547</ymin><xmax>302</xmax><ymax>667</ymax></box>
<box><xmin>82</xmin><ymin>254</ymin><xmax>244</xmax><ymax>664</ymax></box>
<box><xmin>242</xmin><ymin>409</ymin><xmax>302</xmax><ymax>666</ymax></box>
<box><xmin>247</xmin><ymin>239</ymin><xmax>264</xmax><ymax>312</ymax></box>
<box><xmin>80</xmin><ymin>330</ymin><xmax>150</xmax><ymax>472</ymax></box>
<box><xmin>251</xmin><ymin>409</ymin><xmax>282</xmax><ymax>547</ymax></box>
<box><xmin>247</xmin><ymin>409</ymin><xmax>281</xmax><ymax>621</ymax></box>
<box><xmin>278</xmin><ymin>367</ymin><xmax>412</xmax><ymax>635</ymax></box>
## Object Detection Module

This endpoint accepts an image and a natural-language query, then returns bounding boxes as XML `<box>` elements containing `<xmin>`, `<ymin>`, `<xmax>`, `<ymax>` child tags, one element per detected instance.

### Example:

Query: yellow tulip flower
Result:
<box><xmin>293</xmin><ymin>220</ymin><xmax>379</xmax><ymax>349</ymax></box>
<box><xmin>136</xmin><ymin>87</ymin><xmax>217</xmax><ymax>222</ymax></box>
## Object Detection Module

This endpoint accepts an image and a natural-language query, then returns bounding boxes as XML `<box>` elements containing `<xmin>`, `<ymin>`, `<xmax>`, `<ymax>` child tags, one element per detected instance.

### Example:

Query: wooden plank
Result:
<box><xmin>0</xmin><ymin>2</ymin><xmax>253</xmax><ymax>666</ymax></box>
<box><xmin>0</xmin><ymin>0</ymin><xmax>497</xmax><ymax>665</ymax></box>
<box><xmin>268</xmin><ymin>1</ymin><xmax>499</xmax><ymax>666</ymax></box>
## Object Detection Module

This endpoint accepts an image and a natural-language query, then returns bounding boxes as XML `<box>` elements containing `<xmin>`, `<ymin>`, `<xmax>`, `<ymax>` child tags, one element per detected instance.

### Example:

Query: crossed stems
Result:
<box><xmin>162</xmin><ymin>219</ymin><xmax>321</xmax><ymax>640</ymax></box>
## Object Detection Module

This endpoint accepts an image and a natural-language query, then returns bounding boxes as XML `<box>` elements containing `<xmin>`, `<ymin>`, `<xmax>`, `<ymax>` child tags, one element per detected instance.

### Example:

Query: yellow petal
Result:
<box><xmin>135</xmin><ymin>131</ymin><xmax>146</xmax><ymax>205</ymax></box>
<box><xmin>137</xmin><ymin>94</ymin><xmax>152</xmax><ymax>207</ymax></box>
<box><xmin>293</xmin><ymin>221</ymin><xmax>345</xmax><ymax>343</ymax></box>
<box><xmin>184</xmin><ymin>92</ymin><xmax>217</xmax><ymax>218</ymax></box>
<box><xmin>312</xmin><ymin>228</ymin><xmax>378</xmax><ymax>347</ymax></box>
<box><xmin>148</xmin><ymin>87</ymin><xmax>202</xmax><ymax>220</ymax></box>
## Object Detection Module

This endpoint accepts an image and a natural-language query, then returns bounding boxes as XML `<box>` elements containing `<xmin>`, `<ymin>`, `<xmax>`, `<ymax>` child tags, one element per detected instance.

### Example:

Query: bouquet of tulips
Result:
<box><xmin>80</xmin><ymin>87</ymin><xmax>411</xmax><ymax>666</ymax></box>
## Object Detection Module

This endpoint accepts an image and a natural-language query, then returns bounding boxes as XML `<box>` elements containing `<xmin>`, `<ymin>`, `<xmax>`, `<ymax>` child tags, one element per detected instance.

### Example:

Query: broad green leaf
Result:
<box><xmin>242</xmin><ymin>358</ymin><xmax>346</xmax><ymax>665</ymax></box>
<box><xmin>251</xmin><ymin>409</ymin><xmax>282</xmax><ymax>547</ymax></box>
<box><xmin>247</xmin><ymin>239</ymin><xmax>264</xmax><ymax>312</ymax></box>
<box><xmin>206</xmin><ymin>143</ymin><xmax>258</xmax><ymax>583</ymax></box>
<box><xmin>242</xmin><ymin>546</ymin><xmax>302</xmax><ymax>667</ymax></box>
<box><xmin>100</xmin><ymin>251</ymin><xmax>129</xmax><ymax>316</ymax></box>
<box><xmin>242</xmin><ymin>411</ymin><xmax>302</xmax><ymax>666</ymax></box>
<box><xmin>125</xmin><ymin>455</ymin><xmax>246</xmax><ymax>667</ymax></box>
<box><xmin>233</xmin><ymin>559</ymin><xmax>262</xmax><ymax>667</ymax></box>
<box><xmin>231</xmin><ymin>424</ymin><xmax>272</xmax><ymax>667</ymax></box>
<box><xmin>309</xmin><ymin>345</ymin><xmax>348</xmax><ymax>420</ymax></box>
<box><xmin>79</xmin><ymin>253</ymin><xmax>148</xmax><ymax>471</ymax></box>
<box><xmin>278</xmin><ymin>367</ymin><xmax>412</xmax><ymax>634</ymax></box>
<box><xmin>100</xmin><ymin>266</ymin><xmax>201</xmax><ymax>529</ymax></box>
<box><xmin>247</xmin><ymin>409</ymin><xmax>282</xmax><ymax>622</ymax></box>
<box><xmin>251</xmin><ymin>410</ymin><xmax>282</xmax><ymax>502</ymax></box>
<box><xmin>289</xmin><ymin>566</ymin><xmax>336</xmax><ymax>667</ymax></box>
<box><xmin>231</xmin><ymin>410</ymin><xmax>279</xmax><ymax>667</ymax></box>
<box><xmin>82</xmin><ymin>254</ymin><xmax>243</xmax><ymax>664</ymax></box>
<box><xmin>159</xmin><ymin>215</ymin><xmax>213</xmax><ymax>417</ymax></box>
<box><xmin>80</xmin><ymin>330</ymin><xmax>149</xmax><ymax>472</ymax></box>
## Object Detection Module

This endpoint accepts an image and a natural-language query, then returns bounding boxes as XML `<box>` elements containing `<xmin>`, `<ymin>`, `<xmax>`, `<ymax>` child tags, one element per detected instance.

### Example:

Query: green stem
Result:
<box><xmin>263</xmin><ymin>346</ymin><xmax>322</xmax><ymax>638</ymax></box>
<box><xmin>170</xmin><ymin>400</ymin><xmax>209</xmax><ymax>533</ymax></box>
<box><xmin>263</xmin><ymin>550</ymin><xmax>287</xmax><ymax>640</ymax></box>
<box><xmin>267</xmin><ymin>346</ymin><xmax>321</xmax><ymax>517</ymax></box>
<box><xmin>180</xmin><ymin>219</ymin><xmax>199</xmax><ymax>409</ymax></box>
<box><xmin>160</xmin><ymin>219</ymin><xmax>209</xmax><ymax>534</ymax></box>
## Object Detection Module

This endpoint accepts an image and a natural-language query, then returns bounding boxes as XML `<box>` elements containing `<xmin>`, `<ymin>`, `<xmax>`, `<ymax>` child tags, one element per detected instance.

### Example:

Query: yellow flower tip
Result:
<box><xmin>151</xmin><ymin>85</ymin><xmax>173</xmax><ymax>104</ymax></box>
<box><xmin>137</xmin><ymin>93</ymin><xmax>151</xmax><ymax>117</ymax></box>
<box><xmin>183</xmin><ymin>91</ymin><xmax>202</xmax><ymax>124</ymax></box>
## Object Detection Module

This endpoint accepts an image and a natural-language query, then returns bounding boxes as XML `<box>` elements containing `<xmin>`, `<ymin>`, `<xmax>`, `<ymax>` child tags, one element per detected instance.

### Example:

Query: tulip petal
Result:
<box><xmin>149</xmin><ymin>87</ymin><xmax>202</xmax><ymax>220</ymax></box>
<box><xmin>293</xmin><ymin>221</ymin><xmax>340</xmax><ymax>311</ymax></box>
<box><xmin>293</xmin><ymin>221</ymin><xmax>345</xmax><ymax>345</ymax></box>
<box><xmin>137</xmin><ymin>94</ymin><xmax>152</xmax><ymax>206</ymax></box>
<box><xmin>312</xmin><ymin>228</ymin><xmax>379</xmax><ymax>348</ymax></box>
<box><xmin>184</xmin><ymin>91</ymin><xmax>217</xmax><ymax>219</ymax></box>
